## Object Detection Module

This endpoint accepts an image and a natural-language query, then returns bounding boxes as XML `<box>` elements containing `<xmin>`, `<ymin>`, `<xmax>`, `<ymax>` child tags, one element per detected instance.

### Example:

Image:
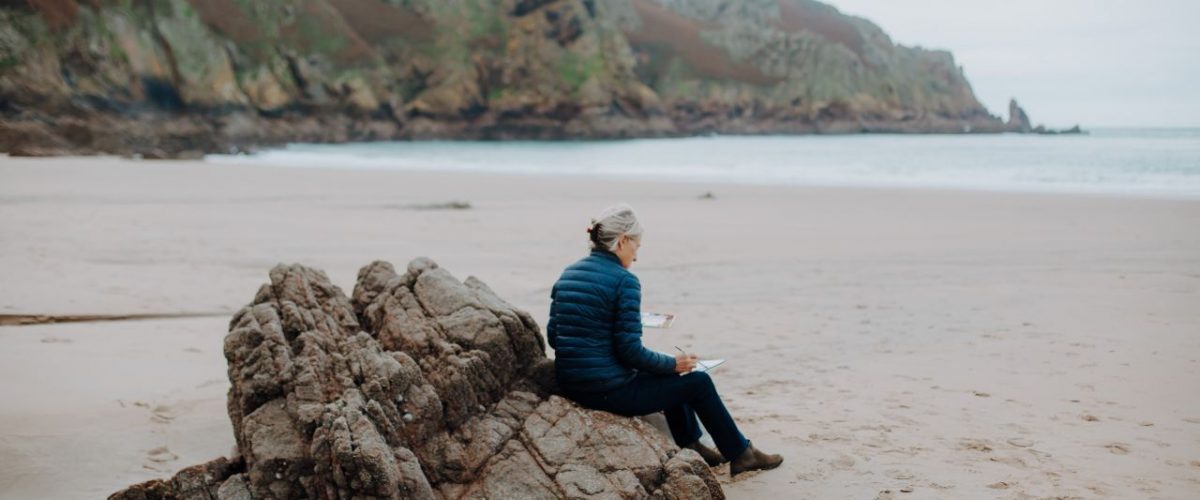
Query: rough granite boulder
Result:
<box><xmin>110</xmin><ymin>258</ymin><xmax>723</xmax><ymax>500</ymax></box>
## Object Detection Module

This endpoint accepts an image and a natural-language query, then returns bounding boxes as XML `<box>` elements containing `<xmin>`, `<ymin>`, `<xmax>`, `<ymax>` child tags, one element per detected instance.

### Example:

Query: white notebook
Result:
<box><xmin>693</xmin><ymin>359</ymin><xmax>725</xmax><ymax>373</ymax></box>
<box><xmin>641</xmin><ymin>312</ymin><xmax>676</xmax><ymax>329</ymax></box>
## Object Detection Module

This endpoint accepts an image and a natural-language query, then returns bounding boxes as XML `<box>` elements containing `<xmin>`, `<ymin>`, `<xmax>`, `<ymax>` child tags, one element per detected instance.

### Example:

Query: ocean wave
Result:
<box><xmin>206</xmin><ymin>131</ymin><xmax>1200</xmax><ymax>199</ymax></box>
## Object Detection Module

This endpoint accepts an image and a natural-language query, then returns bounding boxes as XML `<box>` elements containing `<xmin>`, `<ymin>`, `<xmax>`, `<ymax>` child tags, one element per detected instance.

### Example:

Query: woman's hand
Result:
<box><xmin>674</xmin><ymin>353</ymin><xmax>698</xmax><ymax>374</ymax></box>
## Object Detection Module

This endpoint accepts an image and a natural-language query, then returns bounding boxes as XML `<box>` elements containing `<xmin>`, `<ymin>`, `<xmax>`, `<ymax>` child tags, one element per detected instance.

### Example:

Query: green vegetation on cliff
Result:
<box><xmin>0</xmin><ymin>0</ymin><xmax>1022</xmax><ymax>156</ymax></box>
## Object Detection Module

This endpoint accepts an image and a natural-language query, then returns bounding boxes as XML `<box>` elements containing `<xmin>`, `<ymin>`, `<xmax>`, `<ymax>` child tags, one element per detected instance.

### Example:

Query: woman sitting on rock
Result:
<box><xmin>546</xmin><ymin>203</ymin><xmax>783</xmax><ymax>477</ymax></box>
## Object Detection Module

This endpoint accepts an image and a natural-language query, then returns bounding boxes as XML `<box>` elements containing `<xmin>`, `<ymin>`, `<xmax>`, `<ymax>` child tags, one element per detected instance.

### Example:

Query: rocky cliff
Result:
<box><xmin>2</xmin><ymin>0</ymin><xmax>1032</xmax><ymax>157</ymax></box>
<box><xmin>109</xmin><ymin>258</ymin><xmax>725</xmax><ymax>499</ymax></box>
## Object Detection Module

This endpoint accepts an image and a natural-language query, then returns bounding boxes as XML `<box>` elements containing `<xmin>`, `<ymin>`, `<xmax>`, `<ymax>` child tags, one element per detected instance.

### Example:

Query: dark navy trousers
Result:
<box><xmin>563</xmin><ymin>371</ymin><xmax>750</xmax><ymax>461</ymax></box>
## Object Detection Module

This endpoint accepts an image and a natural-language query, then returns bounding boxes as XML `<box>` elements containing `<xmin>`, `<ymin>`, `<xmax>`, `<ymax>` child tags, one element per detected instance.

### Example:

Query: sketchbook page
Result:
<box><xmin>640</xmin><ymin>312</ymin><xmax>675</xmax><ymax>329</ymax></box>
<box><xmin>693</xmin><ymin>359</ymin><xmax>725</xmax><ymax>373</ymax></box>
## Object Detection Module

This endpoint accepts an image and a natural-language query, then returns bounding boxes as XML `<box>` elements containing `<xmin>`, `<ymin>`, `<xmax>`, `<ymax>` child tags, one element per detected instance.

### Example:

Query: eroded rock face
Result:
<box><xmin>1</xmin><ymin>0</ymin><xmax>1047</xmax><ymax>158</ymax></box>
<box><xmin>110</xmin><ymin>258</ymin><xmax>723</xmax><ymax>500</ymax></box>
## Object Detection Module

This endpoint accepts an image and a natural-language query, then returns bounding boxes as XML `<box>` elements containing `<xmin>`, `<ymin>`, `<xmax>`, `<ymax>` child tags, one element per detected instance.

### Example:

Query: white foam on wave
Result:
<box><xmin>205</xmin><ymin>130</ymin><xmax>1200</xmax><ymax>199</ymax></box>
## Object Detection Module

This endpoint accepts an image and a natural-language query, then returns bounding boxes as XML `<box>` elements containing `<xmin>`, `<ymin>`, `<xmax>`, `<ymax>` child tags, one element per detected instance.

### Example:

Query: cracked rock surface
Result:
<box><xmin>110</xmin><ymin>258</ymin><xmax>723</xmax><ymax>500</ymax></box>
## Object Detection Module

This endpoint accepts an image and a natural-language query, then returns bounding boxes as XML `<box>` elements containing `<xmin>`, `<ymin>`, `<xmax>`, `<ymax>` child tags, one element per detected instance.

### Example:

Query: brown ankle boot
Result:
<box><xmin>685</xmin><ymin>441</ymin><xmax>725</xmax><ymax>467</ymax></box>
<box><xmin>729</xmin><ymin>443</ymin><xmax>783</xmax><ymax>477</ymax></box>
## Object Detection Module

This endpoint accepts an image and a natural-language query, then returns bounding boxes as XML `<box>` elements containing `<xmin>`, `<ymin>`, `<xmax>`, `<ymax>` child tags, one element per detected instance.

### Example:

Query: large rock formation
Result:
<box><xmin>1005</xmin><ymin>99</ymin><xmax>1081</xmax><ymax>135</ymax></box>
<box><xmin>614</xmin><ymin>0</ymin><xmax>1007</xmax><ymax>134</ymax></box>
<box><xmin>1007</xmin><ymin>99</ymin><xmax>1033</xmax><ymax>133</ymax></box>
<box><xmin>1</xmin><ymin>0</ymin><xmax>1049</xmax><ymax>157</ymax></box>
<box><xmin>110</xmin><ymin>259</ymin><xmax>723</xmax><ymax>499</ymax></box>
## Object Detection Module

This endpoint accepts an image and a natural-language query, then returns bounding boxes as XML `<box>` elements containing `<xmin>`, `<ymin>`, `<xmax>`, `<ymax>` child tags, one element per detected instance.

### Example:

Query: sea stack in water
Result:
<box><xmin>1008</xmin><ymin>99</ymin><xmax>1084</xmax><ymax>135</ymax></box>
<box><xmin>110</xmin><ymin>259</ymin><xmax>722</xmax><ymax>499</ymax></box>
<box><xmin>1008</xmin><ymin>99</ymin><xmax>1033</xmax><ymax>133</ymax></box>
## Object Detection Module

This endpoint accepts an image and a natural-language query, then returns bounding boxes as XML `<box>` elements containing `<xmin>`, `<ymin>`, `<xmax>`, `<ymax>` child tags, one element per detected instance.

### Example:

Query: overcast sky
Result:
<box><xmin>829</xmin><ymin>0</ymin><xmax>1200</xmax><ymax>127</ymax></box>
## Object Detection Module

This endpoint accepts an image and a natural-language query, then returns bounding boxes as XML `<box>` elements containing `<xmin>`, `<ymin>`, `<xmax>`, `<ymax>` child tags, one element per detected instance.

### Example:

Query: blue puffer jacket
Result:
<box><xmin>547</xmin><ymin>248</ymin><xmax>677</xmax><ymax>393</ymax></box>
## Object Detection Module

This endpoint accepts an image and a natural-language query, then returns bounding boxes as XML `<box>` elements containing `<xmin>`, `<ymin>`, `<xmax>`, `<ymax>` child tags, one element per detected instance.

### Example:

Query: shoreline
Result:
<box><xmin>212</xmin><ymin>156</ymin><xmax>1200</xmax><ymax>202</ymax></box>
<box><xmin>7</xmin><ymin>151</ymin><xmax>1199</xmax><ymax>208</ymax></box>
<box><xmin>199</xmin><ymin>130</ymin><xmax>1199</xmax><ymax>201</ymax></box>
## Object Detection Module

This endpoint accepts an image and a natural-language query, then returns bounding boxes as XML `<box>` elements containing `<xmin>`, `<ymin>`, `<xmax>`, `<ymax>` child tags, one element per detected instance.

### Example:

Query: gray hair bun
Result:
<box><xmin>588</xmin><ymin>204</ymin><xmax>643</xmax><ymax>252</ymax></box>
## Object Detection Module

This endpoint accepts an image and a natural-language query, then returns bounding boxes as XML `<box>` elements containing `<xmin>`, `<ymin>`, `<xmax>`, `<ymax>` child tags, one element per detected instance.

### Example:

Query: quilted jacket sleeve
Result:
<box><xmin>612</xmin><ymin>274</ymin><xmax>676</xmax><ymax>374</ymax></box>
<box><xmin>546</xmin><ymin>283</ymin><xmax>558</xmax><ymax>349</ymax></box>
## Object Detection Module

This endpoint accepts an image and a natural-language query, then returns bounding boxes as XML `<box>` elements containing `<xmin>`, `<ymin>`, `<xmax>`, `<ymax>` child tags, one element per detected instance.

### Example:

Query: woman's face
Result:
<box><xmin>615</xmin><ymin>234</ymin><xmax>641</xmax><ymax>268</ymax></box>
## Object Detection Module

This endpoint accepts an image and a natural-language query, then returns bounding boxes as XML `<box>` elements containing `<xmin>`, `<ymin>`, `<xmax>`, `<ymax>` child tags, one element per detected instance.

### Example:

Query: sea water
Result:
<box><xmin>207</xmin><ymin>128</ymin><xmax>1200</xmax><ymax>199</ymax></box>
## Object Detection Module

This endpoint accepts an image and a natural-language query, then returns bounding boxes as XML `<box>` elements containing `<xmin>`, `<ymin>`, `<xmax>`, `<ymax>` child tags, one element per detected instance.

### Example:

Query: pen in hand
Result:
<box><xmin>674</xmin><ymin>346</ymin><xmax>707</xmax><ymax>372</ymax></box>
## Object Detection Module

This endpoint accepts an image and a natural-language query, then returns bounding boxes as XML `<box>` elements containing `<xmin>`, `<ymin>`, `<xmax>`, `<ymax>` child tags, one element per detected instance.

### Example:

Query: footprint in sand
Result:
<box><xmin>146</xmin><ymin>445</ymin><xmax>178</xmax><ymax>464</ymax></box>
<box><xmin>829</xmin><ymin>454</ymin><xmax>856</xmax><ymax>471</ymax></box>
<box><xmin>1182</xmin><ymin>417</ymin><xmax>1200</xmax><ymax>424</ymax></box>
<box><xmin>1006</xmin><ymin>438</ymin><xmax>1034</xmax><ymax>448</ymax></box>
<box><xmin>960</xmin><ymin>439</ymin><xmax>994</xmax><ymax>453</ymax></box>
<box><xmin>1081</xmin><ymin>413</ymin><xmax>1100</xmax><ymax>422</ymax></box>
<box><xmin>987</xmin><ymin>481</ymin><xmax>1011</xmax><ymax>489</ymax></box>
<box><xmin>795</xmin><ymin>469</ymin><xmax>826</xmax><ymax>481</ymax></box>
<box><xmin>151</xmin><ymin>404</ymin><xmax>175</xmax><ymax>423</ymax></box>
<box><xmin>1105</xmin><ymin>443</ymin><xmax>1131</xmax><ymax>455</ymax></box>
<box><xmin>40</xmin><ymin>337</ymin><xmax>74</xmax><ymax>344</ymax></box>
<box><xmin>989</xmin><ymin>455</ymin><xmax>1027</xmax><ymax>468</ymax></box>
<box><xmin>972</xmin><ymin>391</ymin><xmax>991</xmax><ymax>398</ymax></box>
<box><xmin>874</xmin><ymin>487</ymin><xmax>914</xmax><ymax>499</ymax></box>
<box><xmin>808</xmin><ymin>432</ymin><xmax>851</xmax><ymax>443</ymax></box>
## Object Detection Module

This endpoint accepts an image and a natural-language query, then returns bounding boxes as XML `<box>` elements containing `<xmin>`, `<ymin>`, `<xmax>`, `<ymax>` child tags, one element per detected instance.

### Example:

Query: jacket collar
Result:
<box><xmin>590</xmin><ymin>248</ymin><xmax>621</xmax><ymax>264</ymax></box>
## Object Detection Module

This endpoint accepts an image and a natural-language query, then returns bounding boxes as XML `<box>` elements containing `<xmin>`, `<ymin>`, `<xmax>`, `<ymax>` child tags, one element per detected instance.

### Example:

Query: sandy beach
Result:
<box><xmin>1</xmin><ymin>156</ymin><xmax>1198</xmax><ymax>499</ymax></box>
